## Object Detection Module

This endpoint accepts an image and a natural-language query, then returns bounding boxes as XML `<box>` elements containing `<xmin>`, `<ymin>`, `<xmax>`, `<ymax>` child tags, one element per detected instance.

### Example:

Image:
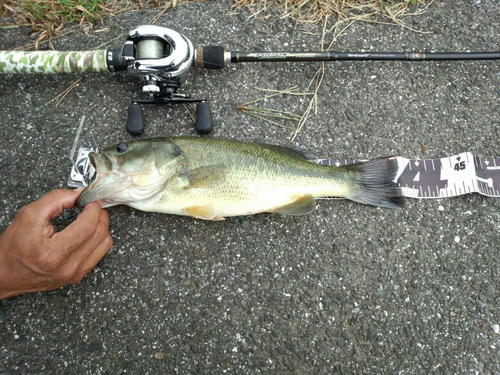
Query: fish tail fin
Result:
<box><xmin>343</xmin><ymin>157</ymin><xmax>405</xmax><ymax>208</ymax></box>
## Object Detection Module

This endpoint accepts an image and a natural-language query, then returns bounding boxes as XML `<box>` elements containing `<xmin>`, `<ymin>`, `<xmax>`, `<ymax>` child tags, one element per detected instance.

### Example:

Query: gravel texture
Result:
<box><xmin>1</xmin><ymin>0</ymin><xmax>499</xmax><ymax>373</ymax></box>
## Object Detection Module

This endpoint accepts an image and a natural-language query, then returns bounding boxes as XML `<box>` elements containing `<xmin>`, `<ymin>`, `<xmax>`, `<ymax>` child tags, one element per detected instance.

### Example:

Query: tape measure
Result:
<box><xmin>318</xmin><ymin>153</ymin><xmax>500</xmax><ymax>198</ymax></box>
<box><xmin>69</xmin><ymin>149</ymin><xmax>500</xmax><ymax>199</ymax></box>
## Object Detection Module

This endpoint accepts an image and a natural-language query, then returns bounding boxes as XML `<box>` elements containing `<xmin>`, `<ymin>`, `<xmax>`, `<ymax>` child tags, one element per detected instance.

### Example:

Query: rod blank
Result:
<box><xmin>230</xmin><ymin>51</ymin><xmax>500</xmax><ymax>63</ymax></box>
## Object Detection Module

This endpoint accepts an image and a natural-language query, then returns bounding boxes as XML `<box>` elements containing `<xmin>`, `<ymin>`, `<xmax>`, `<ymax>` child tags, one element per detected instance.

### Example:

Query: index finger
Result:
<box><xmin>29</xmin><ymin>188</ymin><xmax>83</xmax><ymax>222</ymax></box>
<box><xmin>49</xmin><ymin>202</ymin><xmax>103</xmax><ymax>255</ymax></box>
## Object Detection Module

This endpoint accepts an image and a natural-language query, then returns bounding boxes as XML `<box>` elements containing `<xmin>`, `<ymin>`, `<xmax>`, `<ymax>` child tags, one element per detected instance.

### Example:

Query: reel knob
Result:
<box><xmin>195</xmin><ymin>102</ymin><xmax>213</xmax><ymax>134</ymax></box>
<box><xmin>126</xmin><ymin>103</ymin><xmax>145</xmax><ymax>136</ymax></box>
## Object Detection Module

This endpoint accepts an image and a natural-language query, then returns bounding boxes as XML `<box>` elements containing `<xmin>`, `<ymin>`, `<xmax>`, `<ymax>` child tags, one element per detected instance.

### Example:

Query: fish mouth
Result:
<box><xmin>75</xmin><ymin>153</ymin><xmax>128</xmax><ymax>208</ymax></box>
<box><xmin>75</xmin><ymin>152</ymin><xmax>177</xmax><ymax>209</ymax></box>
<box><xmin>75</xmin><ymin>188</ymin><xmax>93</xmax><ymax>208</ymax></box>
<box><xmin>75</xmin><ymin>170</ymin><xmax>114</xmax><ymax>208</ymax></box>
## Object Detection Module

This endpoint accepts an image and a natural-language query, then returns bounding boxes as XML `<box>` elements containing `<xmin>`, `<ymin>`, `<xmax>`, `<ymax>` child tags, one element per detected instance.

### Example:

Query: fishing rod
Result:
<box><xmin>1</xmin><ymin>25</ymin><xmax>499</xmax><ymax>135</ymax></box>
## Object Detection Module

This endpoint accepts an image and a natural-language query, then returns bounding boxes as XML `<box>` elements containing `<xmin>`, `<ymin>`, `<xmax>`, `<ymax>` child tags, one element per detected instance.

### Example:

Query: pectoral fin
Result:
<box><xmin>183</xmin><ymin>165</ymin><xmax>226</xmax><ymax>189</ymax></box>
<box><xmin>273</xmin><ymin>194</ymin><xmax>316</xmax><ymax>215</ymax></box>
<box><xmin>183</xmin><ymin>203</ymin><xmax>216</xmax><ymax>220</ymax></box>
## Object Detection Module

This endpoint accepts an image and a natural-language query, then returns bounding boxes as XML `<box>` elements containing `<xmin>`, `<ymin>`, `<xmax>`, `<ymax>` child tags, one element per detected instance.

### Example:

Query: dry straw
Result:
<box><xmin>232</xmin><ymin>0</ymin><xmax>433</xmax><ymax>139</ymax></box>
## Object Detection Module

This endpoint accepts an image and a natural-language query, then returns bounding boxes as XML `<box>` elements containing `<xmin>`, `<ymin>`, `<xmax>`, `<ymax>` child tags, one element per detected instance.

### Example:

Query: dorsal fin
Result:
<box><xmin>259</xmin><ymin>144</ymin><xmax>316</xmax><ymax>162</ymax></box>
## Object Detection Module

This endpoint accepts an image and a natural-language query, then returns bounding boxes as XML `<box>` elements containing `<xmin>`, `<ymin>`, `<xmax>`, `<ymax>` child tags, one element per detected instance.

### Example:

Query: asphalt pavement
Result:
<box><xmin>0</xmin><ymin>0</ymin><xmax>499</xmax><ymax>373</ymax></box>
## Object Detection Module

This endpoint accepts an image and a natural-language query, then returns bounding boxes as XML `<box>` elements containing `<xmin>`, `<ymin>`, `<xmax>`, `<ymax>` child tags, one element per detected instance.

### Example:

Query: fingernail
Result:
<box><xmin>74</xmin><ymin>186</ymin><xmax>85</xmax><ymax>193</ymax></box>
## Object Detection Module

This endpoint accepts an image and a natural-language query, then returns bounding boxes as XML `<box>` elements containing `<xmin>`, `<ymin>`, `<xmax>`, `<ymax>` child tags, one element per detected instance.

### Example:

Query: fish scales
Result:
<box><xmin>159</xmin><ymin>137</ymin><xmax>352</xmax><ymax>216</ymax></box>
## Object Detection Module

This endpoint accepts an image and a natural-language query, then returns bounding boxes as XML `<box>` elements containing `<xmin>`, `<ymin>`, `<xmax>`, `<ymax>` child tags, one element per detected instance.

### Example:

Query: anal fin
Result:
<box><xmin>273</xmin><ymin>194</ymin><xmax>316</xmax><ymax>215</ymax></box>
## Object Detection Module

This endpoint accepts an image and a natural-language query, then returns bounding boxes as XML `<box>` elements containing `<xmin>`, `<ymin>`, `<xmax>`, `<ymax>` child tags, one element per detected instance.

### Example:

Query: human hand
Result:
<box><xmin>0</xmin><ymin>189</ymin><xmax>113</xmax><ymax>299</ymax></box>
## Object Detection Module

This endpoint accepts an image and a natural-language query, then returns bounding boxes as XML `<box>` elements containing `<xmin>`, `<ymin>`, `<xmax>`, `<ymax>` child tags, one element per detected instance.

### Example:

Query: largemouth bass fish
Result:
<box><xmin>76</xmin><ymin>137</ymin><xmax>404</xmax><ymax>219</ymax></box>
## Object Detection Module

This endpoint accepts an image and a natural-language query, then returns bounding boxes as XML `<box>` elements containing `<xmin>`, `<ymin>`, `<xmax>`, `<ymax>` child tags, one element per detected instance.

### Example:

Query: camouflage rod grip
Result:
<box><xmin>0</xmin><ymin>50</ymin><xmax>109</xmax><ymax>74</ymax></box>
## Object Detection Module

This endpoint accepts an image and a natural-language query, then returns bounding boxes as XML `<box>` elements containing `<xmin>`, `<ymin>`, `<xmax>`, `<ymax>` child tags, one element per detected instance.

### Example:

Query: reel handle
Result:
<box><xmin>126</xmin><ymin>98</ymin><xmax>214</xmax><ymax>135</ymax></box>
<box><xmin>195</xmin><ymin>102</ymin><xmax>213</xmax><ymax>134</ymax></box>
<box><xmin>126</xmin><ymin>103</ymin><xmax>145</xmax><ymax>136</ymax></box>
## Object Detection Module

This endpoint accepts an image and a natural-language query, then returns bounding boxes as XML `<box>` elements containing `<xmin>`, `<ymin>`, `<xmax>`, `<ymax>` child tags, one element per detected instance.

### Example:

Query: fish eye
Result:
<box><xmin>116</xmin><ymin>143</ymin><xmax>127</xmax><ymax>153</ymax></box>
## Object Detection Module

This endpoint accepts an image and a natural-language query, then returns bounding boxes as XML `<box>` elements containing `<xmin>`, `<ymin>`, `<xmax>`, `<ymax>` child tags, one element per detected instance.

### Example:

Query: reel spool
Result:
<box><xmin>121</xmin><ymin>25</ymin><xmax>212</xmax><ymax>135</ymax></box>
<box><xmin>136</xmin><ymin>39</ymin><xmax>163</xmax><ymax>59</ymax></box>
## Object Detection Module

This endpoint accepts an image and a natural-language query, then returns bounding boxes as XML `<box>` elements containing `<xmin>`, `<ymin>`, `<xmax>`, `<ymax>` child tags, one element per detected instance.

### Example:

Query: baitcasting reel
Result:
<box><xmin>111</xmin><ymin>25</ymin><xmax>227</xmax><ymax>135</ymax></box>
<box><xmin>1</xmin><ymin>25</ymin><xmax>499</xmax><ymax>135</ymax></box>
